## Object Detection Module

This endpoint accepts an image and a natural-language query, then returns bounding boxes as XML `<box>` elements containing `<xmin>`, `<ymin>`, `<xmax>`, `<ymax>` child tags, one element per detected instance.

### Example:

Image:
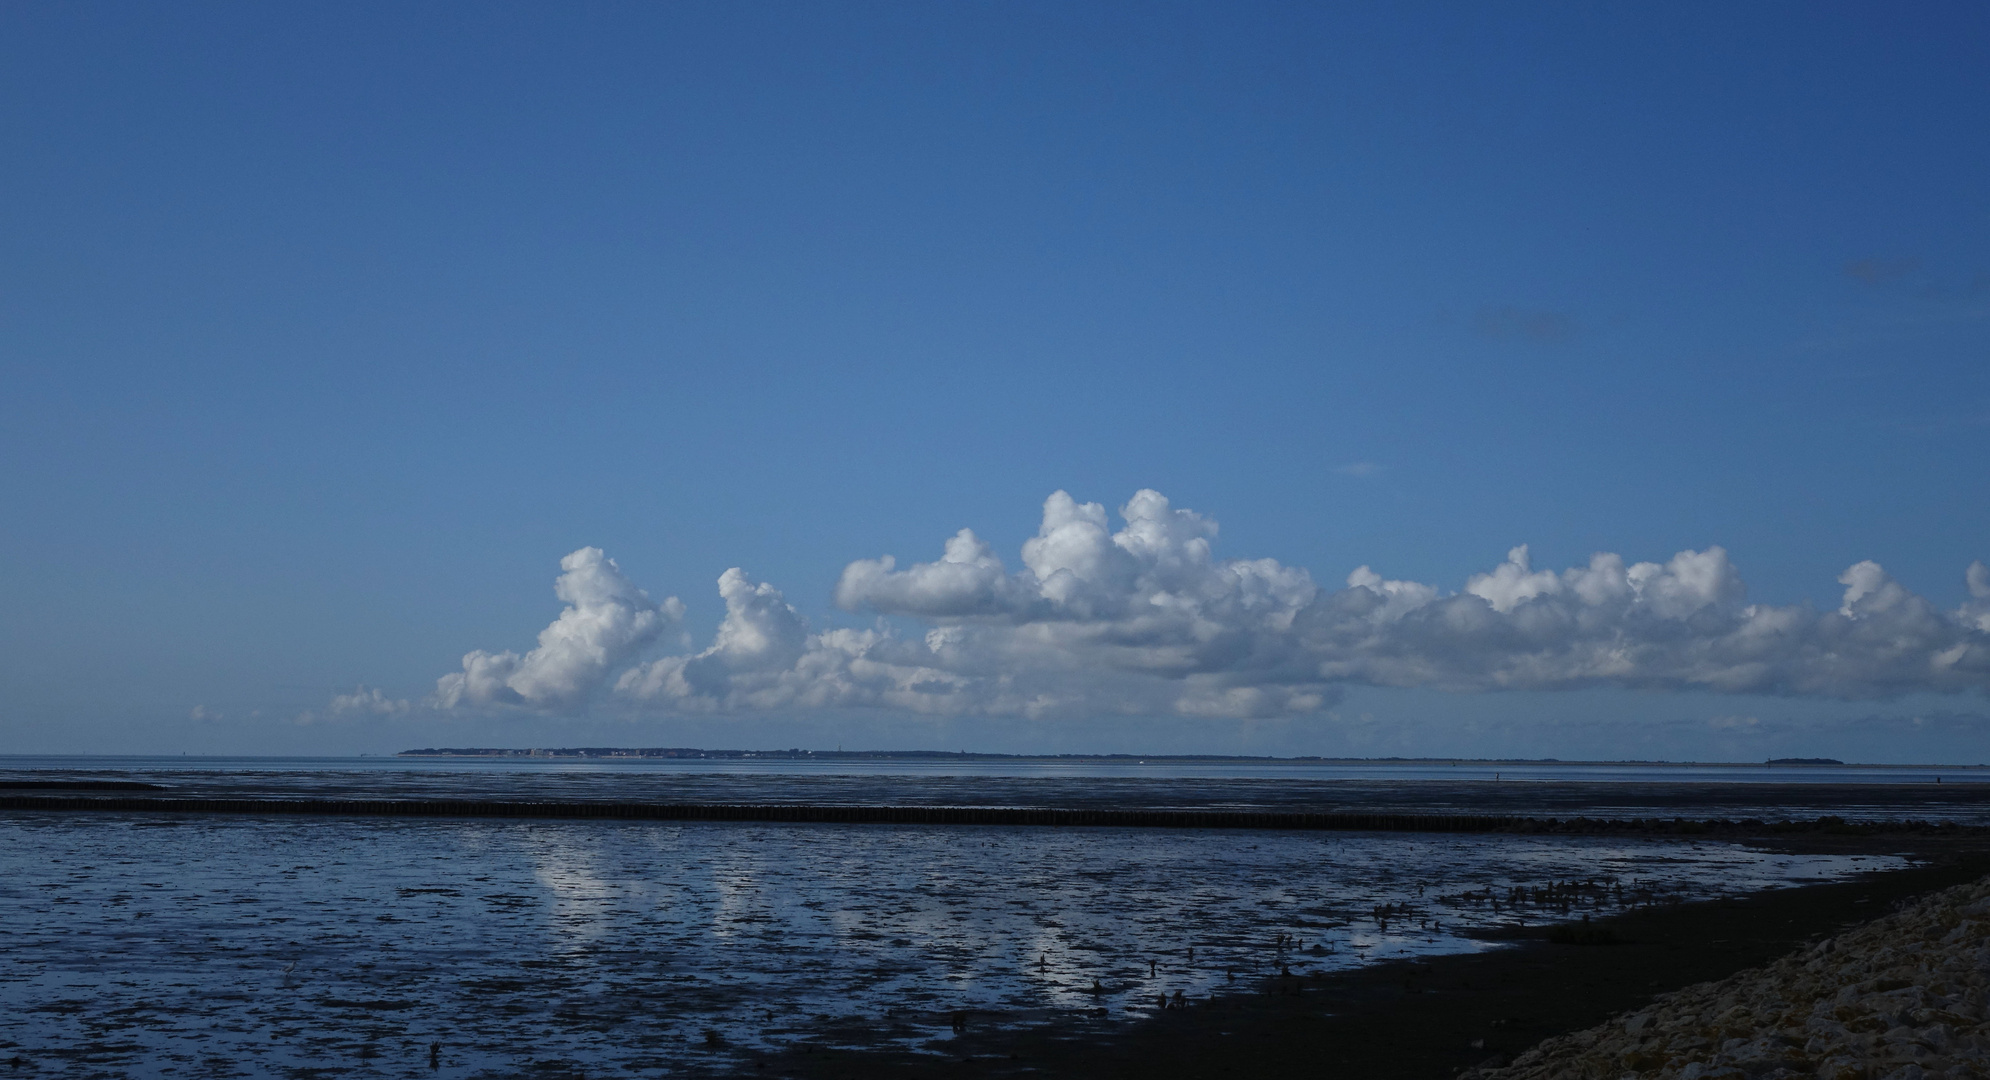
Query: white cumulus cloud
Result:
<box><xmin>1960</xmin><ymin>561</ymin><xmax>1990</xmax><ymax>633</ymax></box>
<box><xmin>420</xmin><ymin>490</ymin><xmax>1990</xmax><ymax>721</ymax></box>
<box><xmin>432</xmin><ymin>547</ymin><xmax>682</xmax><ymax>711</ymax></box>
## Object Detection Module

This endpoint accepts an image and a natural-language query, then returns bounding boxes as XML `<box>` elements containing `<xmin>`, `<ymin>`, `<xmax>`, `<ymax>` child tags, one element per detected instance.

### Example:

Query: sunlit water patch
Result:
<box><xmin>0</xmin><ymin>813</ymin><xmax>1899</xmax><ymax>1078</ymax></box>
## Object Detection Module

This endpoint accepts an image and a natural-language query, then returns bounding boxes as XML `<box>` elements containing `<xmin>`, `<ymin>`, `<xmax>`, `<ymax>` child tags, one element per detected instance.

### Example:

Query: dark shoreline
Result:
<box><xmin>5</xmin><ymin>793</ymin><xmax>1985</xmax><ymax>841</ymax></box>
<box><xmin>759</xmin><ymin>838</ymin><xmax>1990</xmax><ymax>1080</ymax></box>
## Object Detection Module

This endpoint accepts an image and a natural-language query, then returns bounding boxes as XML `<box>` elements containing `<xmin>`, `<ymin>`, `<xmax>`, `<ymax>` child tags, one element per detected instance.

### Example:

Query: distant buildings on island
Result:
<box><xmin>394</xmin><ymin>747</ymin><xmax>1352</xmax><ymax>761</ymax></box>
<box><xmin>394</xmin><ymin>747</ymin><xmax>1865</xmax><ymax>766</ymax></box>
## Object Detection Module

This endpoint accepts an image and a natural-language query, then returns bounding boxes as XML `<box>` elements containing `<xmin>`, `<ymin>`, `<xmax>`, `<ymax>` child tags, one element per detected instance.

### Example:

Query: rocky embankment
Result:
<box><xmin>1478</xmin><ymin>875</ymin><xmax>1990</xmax><ymax>1080</ymax></box>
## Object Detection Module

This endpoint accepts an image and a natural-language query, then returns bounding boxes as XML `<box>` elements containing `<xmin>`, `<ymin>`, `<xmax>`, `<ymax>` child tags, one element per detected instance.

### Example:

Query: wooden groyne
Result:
<box><xmin>0</xmin><ymin>795</ymin><xmax>1516</xmax><ymax>831</ymax></box>
<box><xmin>0</xmin><ymin>795</ymin><xmax>1976</xmax><ymax>835</ymax></box>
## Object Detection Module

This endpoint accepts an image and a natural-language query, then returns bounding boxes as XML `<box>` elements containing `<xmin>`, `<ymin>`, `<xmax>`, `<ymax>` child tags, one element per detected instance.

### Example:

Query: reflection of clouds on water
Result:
<box><xmin>703</xmin><ymin>830</ymin><xmax>779</xmax><ymax>944</ymax></box>
<box><xmin>520</xmin><ymin>826</ymin><xmax>628</xmax><ymax>949</ymax></box>
<box><xmin>0</xmin><ymin>815</ymin><xmax>1905</xmax><ymax>1077</ymax></box>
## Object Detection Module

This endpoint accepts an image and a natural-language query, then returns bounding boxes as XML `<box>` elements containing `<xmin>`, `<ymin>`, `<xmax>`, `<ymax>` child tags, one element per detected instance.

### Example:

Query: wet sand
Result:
<box><xmin>760</xmin><ymin>838</ymin><xmax>1990</xmax><ymax>1080</ymax></box>
<box><xmin>6</xmin><ymin>812</ymin><xmax>1879</xmax><ymax>1077</ymax></box>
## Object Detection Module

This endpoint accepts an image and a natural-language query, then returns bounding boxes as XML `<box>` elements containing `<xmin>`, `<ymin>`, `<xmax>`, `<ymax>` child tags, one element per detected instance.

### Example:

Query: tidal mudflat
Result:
<box><xmin>0</xmin><ymin>811</ymin><xmax>1897</xmax><ymax>1078</ymax></box>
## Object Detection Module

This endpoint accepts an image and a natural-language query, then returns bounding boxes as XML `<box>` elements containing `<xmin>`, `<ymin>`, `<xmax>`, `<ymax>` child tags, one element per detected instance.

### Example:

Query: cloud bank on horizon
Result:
<box><xmin>384</xmin><ymin>490</ymin><xmax>1990</xmax><ymax>722</ymax></box>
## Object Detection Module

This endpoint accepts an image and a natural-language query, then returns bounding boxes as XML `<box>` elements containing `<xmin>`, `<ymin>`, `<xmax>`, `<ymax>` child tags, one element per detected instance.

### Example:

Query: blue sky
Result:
<box><xmin>3</xmin><ymin>2</ymin><xmax>1987</xmax><ymax>760</ymax></box>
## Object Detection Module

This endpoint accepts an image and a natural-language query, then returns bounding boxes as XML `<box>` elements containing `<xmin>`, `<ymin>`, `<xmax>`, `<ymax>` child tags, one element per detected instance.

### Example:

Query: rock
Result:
<box><xmin>1480</xmin><ymin>875</ymin><xmax>1990</xmax><ymax>1080</ymax></box>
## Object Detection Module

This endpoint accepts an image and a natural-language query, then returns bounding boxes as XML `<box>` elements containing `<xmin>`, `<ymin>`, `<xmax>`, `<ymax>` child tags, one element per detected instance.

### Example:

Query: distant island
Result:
<box><xmin>395</xmin><ymin>747</ymin><xmax>1586</xmax><ymax>762</ymax></box>
<box><xmin>398</xmin><ymin>747</ymin><xmax>1426</xmax><ymax>761</ymax></box>
<box><xmin>394</xmin><ymin>747</ymin><xmax>1888</xmax><ymax>766</ymax></box>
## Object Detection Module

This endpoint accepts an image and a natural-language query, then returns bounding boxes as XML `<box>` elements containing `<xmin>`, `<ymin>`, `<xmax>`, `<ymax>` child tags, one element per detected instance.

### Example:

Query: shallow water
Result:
<box><xmin>0</xmin><ymin>811</ymin><xmax>1899</xmax><ymax>1078</ymax></box>
<box><xmin>7</xmin><ymin>753</ymin><xmax>1986</xmax><ymax>785</ymax></box>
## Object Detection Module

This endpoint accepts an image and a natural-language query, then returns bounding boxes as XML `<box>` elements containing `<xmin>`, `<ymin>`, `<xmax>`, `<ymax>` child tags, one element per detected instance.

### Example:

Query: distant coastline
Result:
<box><xmin>393</xmin><ymin>747</ymin><xmax>1922</xmax><ymax>767</ymax></box>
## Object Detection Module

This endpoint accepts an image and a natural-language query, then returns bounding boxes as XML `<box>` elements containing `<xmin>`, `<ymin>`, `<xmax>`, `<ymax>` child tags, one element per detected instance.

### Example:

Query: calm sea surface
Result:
<box><xmin>0</xmin><ymin>757</ymin><xmax>1964</xmax><ymax>1078</ymax></box>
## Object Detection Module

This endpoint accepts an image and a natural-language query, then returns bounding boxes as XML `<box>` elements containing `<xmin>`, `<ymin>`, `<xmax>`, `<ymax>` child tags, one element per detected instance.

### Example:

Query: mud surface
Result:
<box><xmin>772</xmin><ymin>845</ymin><xmax>1990</xmax><ymax>1080</ymax></box>
<box><xmin>0</xmin><ymin>812</ymin><xmax>1900</xmax><ymax>1078</ymax></box>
